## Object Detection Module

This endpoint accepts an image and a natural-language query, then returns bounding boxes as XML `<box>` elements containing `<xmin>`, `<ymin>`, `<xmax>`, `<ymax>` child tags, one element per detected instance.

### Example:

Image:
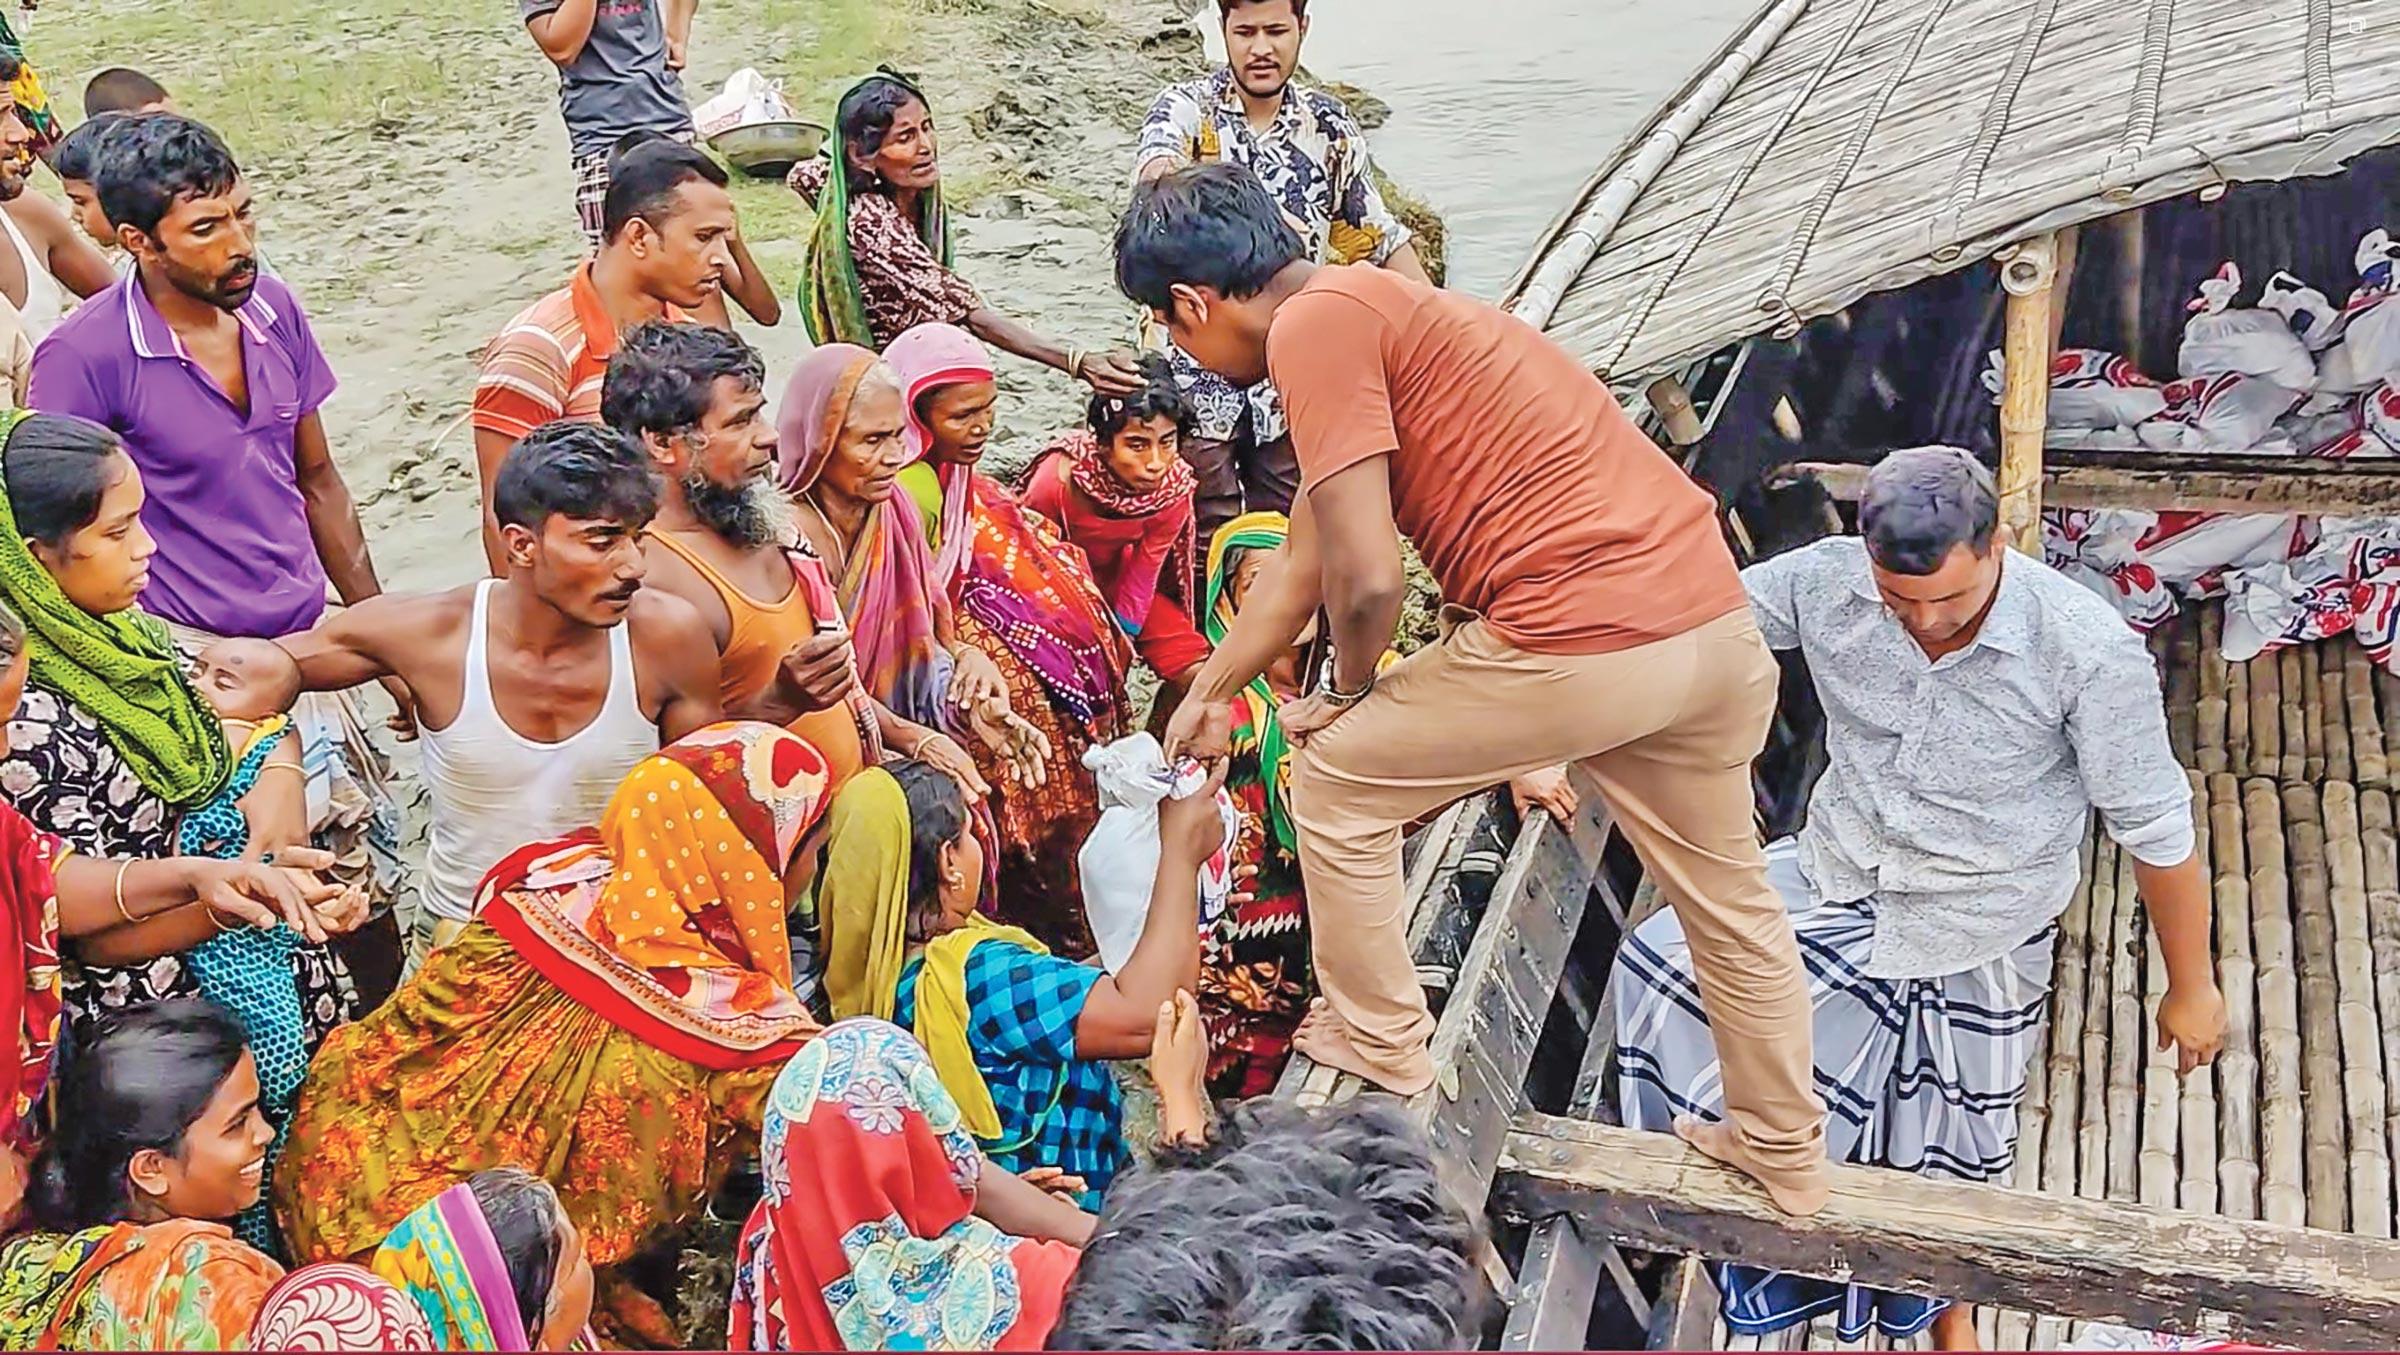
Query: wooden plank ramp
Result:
<box><xmin>1493</xmin><ymin>1113</ymin><xmax>2400</xmax><ymax>1350</ymax></box>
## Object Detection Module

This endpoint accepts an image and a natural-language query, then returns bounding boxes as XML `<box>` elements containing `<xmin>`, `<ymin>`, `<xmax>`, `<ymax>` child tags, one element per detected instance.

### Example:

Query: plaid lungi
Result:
<box><xmin>1614</xmin><ymin>837</ymin><xmax>2056</xmax><ymax>1340</ymax></box>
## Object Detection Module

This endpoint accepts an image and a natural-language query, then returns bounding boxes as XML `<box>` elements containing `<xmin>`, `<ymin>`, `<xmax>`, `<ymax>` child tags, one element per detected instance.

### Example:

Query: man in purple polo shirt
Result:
<box><xmin>29</xmin><ymin>113</ymin><xmax>380</xmax><ymax>641</ymax></box>
<box><xmin>28</xmin><ymin>112</ymin><xmax>409</xmax><ymax>1004</ymax></box>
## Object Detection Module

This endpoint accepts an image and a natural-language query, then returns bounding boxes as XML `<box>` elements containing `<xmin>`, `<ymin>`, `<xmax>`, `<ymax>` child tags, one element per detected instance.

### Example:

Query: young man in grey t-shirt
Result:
<box><xmin>523</xmin><ymin>0</ymin><xmax>695</xmax><ymax>245</ymax></box>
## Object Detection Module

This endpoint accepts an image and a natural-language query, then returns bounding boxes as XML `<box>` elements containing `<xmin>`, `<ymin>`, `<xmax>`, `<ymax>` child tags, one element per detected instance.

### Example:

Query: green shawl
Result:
<box><xmin>799</xmin><ymin>69</ymin><xmax>956</xmax><ymax>346</ymax></box>
<box><xmin>1204</xmin><ymin>512</ymin><xmax>1299</xmax><ymax>855</ymax></box>
<box><xmin>0</xmin><ymin>410</ymin><xmax>230</xmax><ymax>806</ymax></box>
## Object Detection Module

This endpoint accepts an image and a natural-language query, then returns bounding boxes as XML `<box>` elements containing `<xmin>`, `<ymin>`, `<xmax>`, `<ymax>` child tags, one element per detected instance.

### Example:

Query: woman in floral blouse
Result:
<box><xmin>791</xmin><ymin>69</ymin><xmax>1142</xmax><ymax>396</ymax></box>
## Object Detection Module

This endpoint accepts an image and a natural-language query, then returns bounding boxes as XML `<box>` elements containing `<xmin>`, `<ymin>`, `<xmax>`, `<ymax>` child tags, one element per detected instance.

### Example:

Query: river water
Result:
<box><xmin>1296</xmin><ymin>0</ymin><xmax>1760</xmax><ymax>298</ymax></box>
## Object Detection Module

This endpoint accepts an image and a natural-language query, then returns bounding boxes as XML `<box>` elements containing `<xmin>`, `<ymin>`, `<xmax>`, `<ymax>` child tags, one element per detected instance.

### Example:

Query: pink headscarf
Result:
<box><xmin>883</xmin><ymin>322</ymin><xmax>999</xmax><ymax>588</ymax></box>
<box><xmin>774</xmin><ymin>344</ymin><xmax>954</xmax><ymax>726</ymax></box>
<box><xmin>775</xmin><ymin>343</ymin><xmax>883</xmax><ymax>495</ymax></box>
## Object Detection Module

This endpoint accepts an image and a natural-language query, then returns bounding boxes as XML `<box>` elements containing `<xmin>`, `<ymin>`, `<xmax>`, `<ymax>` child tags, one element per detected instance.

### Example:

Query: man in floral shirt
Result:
<box><xmin>1134</xmin><ymin>0</ymin><xmax>1429</xmax><ymax>540</ymax></box>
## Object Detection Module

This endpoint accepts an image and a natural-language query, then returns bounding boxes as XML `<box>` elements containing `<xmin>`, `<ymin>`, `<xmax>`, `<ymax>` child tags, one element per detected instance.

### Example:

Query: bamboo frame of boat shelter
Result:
<box><xmin>1996</xmin><ymin>229</ymin><xmax>2067</xmax><ymax>553</ymax></box>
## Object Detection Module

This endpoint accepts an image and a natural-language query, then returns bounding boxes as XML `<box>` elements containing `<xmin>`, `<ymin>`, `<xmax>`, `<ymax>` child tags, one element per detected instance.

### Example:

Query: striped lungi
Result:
<box><xmin>570</xmin><ymin>128</ymin><xmax>697</xmax><ymax>247</ymax></box>
<box><xmin>1614</xmin><ymin>837</ymin><xmax>2055</xmax><ymax>1341</ymax></box>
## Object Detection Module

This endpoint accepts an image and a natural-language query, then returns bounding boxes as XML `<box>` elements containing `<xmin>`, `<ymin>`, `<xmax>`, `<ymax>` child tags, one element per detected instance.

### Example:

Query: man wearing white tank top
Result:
<box><xmin>0</xmin><ymin>61</ymin><xmax>113</xmax><ymax>340</ymax></box>
<box><xmin>283</xmin><ymin>421</ymin><xmax>723</xmax><ymax>960</ymax></box>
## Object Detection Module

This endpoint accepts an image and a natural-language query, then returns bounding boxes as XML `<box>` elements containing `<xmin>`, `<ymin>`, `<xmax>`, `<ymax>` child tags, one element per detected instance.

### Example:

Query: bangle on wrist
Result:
<box><xmin>202</xmin><ymin>905</ymin><xmax>239</xmax><ymax>933</ymax></box>
<box><xmin>111</xmin><ymin>861</ymin><xmax>136</xmax><ymax>924</ymax></box>
<box><xmin>1316</xmin><ymin>668</ymin><xmax>1375</xmax><ymax>707</ymax></box>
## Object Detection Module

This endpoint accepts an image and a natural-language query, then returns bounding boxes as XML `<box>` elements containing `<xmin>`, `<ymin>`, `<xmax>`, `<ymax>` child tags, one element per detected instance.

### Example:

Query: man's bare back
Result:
<box><xmin>282</xmin><ymin>578</ymin><xmax>724</xmax><ymax>742</ymax></box>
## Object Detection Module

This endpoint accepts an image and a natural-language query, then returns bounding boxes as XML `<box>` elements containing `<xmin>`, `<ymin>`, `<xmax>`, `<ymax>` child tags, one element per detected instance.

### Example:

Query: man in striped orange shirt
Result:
<box><xmin>471</xmin><ymin>140</ymin><xmax>734</xmax><ymax>569</ymax></box>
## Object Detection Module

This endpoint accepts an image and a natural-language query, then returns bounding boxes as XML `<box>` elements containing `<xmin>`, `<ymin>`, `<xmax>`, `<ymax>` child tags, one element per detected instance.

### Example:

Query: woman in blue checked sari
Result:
<box><xmin>816</xmin><ymin>758</ymin><xmax>1220</xmax><ymax>1206</ymax></box>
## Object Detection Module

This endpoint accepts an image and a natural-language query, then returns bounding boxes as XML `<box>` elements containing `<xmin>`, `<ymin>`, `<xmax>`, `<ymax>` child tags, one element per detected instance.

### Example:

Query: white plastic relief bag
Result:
<box><xmin>1077</xmin><ymin>733</ymin><xmax>1237</xmax><ymax>974</ymax></box>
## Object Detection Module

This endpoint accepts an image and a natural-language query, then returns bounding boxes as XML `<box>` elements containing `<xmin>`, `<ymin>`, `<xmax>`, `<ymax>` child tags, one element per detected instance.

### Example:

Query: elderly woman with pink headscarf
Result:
<box><xmin>876</xmin><ymin>322</ymin><xmax>1132</xmax><ymax>957</ymax></box>
<box><xmin>775</xmin><ymin>344</ymin><xmax>1050</xmax><ymax>794</ymax></box>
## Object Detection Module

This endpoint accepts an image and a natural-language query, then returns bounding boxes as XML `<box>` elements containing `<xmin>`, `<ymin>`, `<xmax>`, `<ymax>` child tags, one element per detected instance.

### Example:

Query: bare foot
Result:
<box><xmin>1673</xmin><ymin>1113</ymin><xmax>1831</xmax><ymax>1216</ymax></box>
<box><xmin>1292</xmin><ymin>999</ymin><xmax>1436</xmax><ymax>1096</ymax></box>
<box><xmin>1930</xmin><ymin>1301</ymin><xmax>1980</xmax><ymax>1350</ymax></box>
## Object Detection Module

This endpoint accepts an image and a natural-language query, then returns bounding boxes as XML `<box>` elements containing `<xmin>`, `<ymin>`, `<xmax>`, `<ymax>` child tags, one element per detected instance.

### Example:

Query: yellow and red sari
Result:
<box><xmin>275</xmin><ymin>722</ymin><xmax>832</xmax><ymax>1266</ymax></box>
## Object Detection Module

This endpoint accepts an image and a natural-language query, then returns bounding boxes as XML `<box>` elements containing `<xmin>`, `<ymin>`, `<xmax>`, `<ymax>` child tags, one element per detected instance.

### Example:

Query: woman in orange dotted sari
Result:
<box><xmin>274</xmin><ymin>723</ymin><xmax>832</xmax><ymax>1297</ymax></box>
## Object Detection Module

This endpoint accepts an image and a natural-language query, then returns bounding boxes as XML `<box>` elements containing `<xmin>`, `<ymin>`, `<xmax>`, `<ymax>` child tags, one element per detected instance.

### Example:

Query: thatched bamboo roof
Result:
<box><xmin>1505</xmin><ymin>0</ymin><xmax>2400</xmax><ymax>385</ymax></box>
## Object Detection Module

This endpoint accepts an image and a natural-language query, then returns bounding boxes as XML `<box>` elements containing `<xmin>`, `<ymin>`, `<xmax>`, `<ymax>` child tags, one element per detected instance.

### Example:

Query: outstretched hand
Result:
<box><xmin>184</xmin><ymin>852</ymin><xmax>346</xmax><ymax>944</ymax></box>
<box><xmin>1162</xmin><ymin>696</ymin><xmax>1233</xmax><ymax>762</ymax></box>
<box><xmin>967</xmin><ymin>701</ymin><xmax>1051</xmax><ymax>788</ymax></box>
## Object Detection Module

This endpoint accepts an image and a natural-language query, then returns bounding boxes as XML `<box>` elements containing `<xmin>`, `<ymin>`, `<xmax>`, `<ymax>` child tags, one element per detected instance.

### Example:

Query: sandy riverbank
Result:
<box><xmin>36</xmin><ymin>0</ymin><xmax>1213</xmax><ymax>590</ymax></box>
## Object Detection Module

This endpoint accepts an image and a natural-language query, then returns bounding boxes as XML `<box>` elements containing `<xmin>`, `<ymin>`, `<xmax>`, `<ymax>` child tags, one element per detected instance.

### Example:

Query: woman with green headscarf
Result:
<box><xmin>789</xmin><ymin>69</ymin><xmax>1143</xmax><ymax>394</ymax></box>
<box><xmin>0</xmin><ymin>412</ymin><xmax>362</xmax><ymax>1049</ymax></box>
<box><xmin>1194</xmin><ymin>511</ymin><xmax>1317</xmax><ymax>1099</ymax></box>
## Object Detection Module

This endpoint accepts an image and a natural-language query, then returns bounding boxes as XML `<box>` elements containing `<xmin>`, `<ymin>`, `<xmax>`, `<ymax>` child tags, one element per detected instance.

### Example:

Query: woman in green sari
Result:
<box><xmin>790</xmin><ymin>69</ymin><xmax>1141</xmax><ymax>394</ymax></box>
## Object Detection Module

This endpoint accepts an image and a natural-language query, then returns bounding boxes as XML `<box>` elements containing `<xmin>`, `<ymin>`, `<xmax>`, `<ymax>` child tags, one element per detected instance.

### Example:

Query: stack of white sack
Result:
<box><xmin>2044</xmin><ymin>509</ymin><xmax>2299</xmax><ymax>631</ymax></box>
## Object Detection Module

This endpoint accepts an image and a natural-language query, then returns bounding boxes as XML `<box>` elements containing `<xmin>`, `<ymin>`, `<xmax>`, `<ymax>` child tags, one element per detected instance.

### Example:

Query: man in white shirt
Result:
<box><xmin>1614</xmin><ymin>447</ymin><xmax>2225</xmax><ymax>1351</ymax></box>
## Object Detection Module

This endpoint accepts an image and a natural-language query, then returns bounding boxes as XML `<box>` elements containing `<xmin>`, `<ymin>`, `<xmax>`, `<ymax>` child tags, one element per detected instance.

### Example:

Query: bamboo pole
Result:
<box><xmin>2166</xmin><ymin>620</ymin><xmax>2199</xmax><ymax>769</ymax></box>
<box><xmin>2251</xmin><ymin>653</ymin><xmax>2282</xmax><ymax>783</ymax></box>
<box><xmin>2348</xmin><ymin>642</ymin><xmax>2388</xmax><ymax>791</ymax></box>
<box><xmin>2107</xmin><ymin>845</ymin><xmax>2143</xmax><ymax>1201</ymax></box>
<box><xmin>2230</xmin><ymin>641</ymin><xmax>2253</xmax><ymax>778</ymax></box>
<box><xmin>2197</xmin><ymin>610</ymin><xmax>2229</xmax><ymax>776</ymax></box>
<box><xmin>2326</xmin><ymin>655</ymin><xmax>2354</xmax><ymax>784</ymax></box>
<box><xmin>2302</xmin><ymin>646</ymin><xmax>2328</xmax><ymax>783</ymax></box>
<box><xmin>2281</xmin><ymin>649</ymin><xmax>2309</xmax><ymax>784</ymax></box>
<box><xmin>2140</xmin><ymin>781</ymin><xmax>2194</xmax><ymax>1210</ymax></box>
<box><xmin>2079</xmin><ymin>838</ymin><xmax>2121</xmax><ymax>1201</ymax></box>
<box><xmin>2322</xmin><ymin>781</ymin><xmax>2394</xmax><ymax>1237</ymax></box>
<box><xmin>1997</xmin><ymin>232</ymin><xmax>2061</xmax><ymax>554</ymax></box>
<box><xmin>2247</xmin><ymin>776</ymin><xmax>2305</xmax><ymax>1226</ymax></box>
<box><xmin>2188</xmin><ymin>777</ymin><xmax>2217</xmax><ymax>1208</ymax></box>
<box><xmin>2210</xmin><ymin>772</ymin><xmax>2260</xmax><ymax>1220</ymax></box>
<box><xmin>2366</xmin><ymin>786</ymin><xmax>2400</xmax><ymax>1239</ymax></box>
<box><xmin>2044</xmin><ymin>831</ymin><xmax>2097</xmax><ymax>1195</ymax></box>
<box><xmin>2282</xmin><ymin>781</ymin><xmax>2348</xmax><ymax>1231</ymax></box>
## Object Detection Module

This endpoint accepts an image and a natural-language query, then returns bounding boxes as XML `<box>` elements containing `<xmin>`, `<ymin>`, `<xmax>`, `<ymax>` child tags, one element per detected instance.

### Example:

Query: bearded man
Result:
<box><xmin>602</xmin><ymin>321</ymin><xmax>987</xmax><ymax>797</ymax></box>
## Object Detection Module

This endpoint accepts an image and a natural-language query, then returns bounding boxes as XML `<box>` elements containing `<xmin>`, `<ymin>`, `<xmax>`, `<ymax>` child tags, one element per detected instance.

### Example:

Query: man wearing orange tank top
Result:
<box><xmin>603</xmin><ymin>322</ymin><xmax>989</xmax><ymax>798</ymax></box>
<box><xmin>1125</xmin><ymin>165</ymin><xmax>1829</xmax><ymax>1215</ymax></box>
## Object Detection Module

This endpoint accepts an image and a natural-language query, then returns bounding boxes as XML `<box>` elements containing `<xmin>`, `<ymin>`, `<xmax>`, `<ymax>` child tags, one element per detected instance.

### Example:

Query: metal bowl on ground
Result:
<box><xmin>705</xmin><ymin>120</ymin><xmax>828</xmax><ymax>180</ymax></box>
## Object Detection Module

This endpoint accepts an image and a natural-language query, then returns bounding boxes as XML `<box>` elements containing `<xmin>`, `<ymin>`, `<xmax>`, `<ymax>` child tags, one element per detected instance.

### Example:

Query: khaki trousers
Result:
<box><xmin>1289</xmin><ymin>607</ymin><xmax>1827</xmax><ymax>1187</ymax></box>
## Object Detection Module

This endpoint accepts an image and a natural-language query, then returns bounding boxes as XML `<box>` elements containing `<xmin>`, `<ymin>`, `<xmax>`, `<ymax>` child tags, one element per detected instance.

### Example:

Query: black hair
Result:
<box><xmin>29</xmin><ymin>1000</ymin><xmax>250</xmax><ymax>1232</ymax></box>
<box><xmin>602</xmin><ymin>321</ymin><xmax>767</xmax><ymax>444</ymax></box>
<box><xmin>1087</xmin><ymin>353</ymin><xmax>1189</xmax><ymax>446</ymax></box>
<box><xmin>1114</xmin><ymin>164</ymin><xmax>1304</xmax><ymax>313</ymax></box>
<box><xmin>0</xmin><ymin>54</ymin><xmax>21</xmax><ymax>89</ymax></box>
<box><xmin>1050</xmin><ymin>1096</ymin><xmax>1481</xmax><ymax>1351</ymax></box>
<box><xmin>91</xmin><ymin>112</ymin><xmax>240</xmax><ymax>239</ymax></box>
<box><xmin>599</xmin><ymin>140</ymin><xmax>729</xmax><ymax>244</ymax></box>
<box><xmin>835</xmin><ymin>73</ymin><xmax>929</xmax><ymax>192</ymax></box>
<box><xmin>1218</xmin><ymin>0</ymin><xmax>1308</xmax><ymax>17</ymax></box>
<box><xmin>491</xmin><ymin>421</ymin><xmax>662</xmax><ymax>532</ymax></box>
<box><xmin>1858</xmin><ymin>446</ymin><xmax>2001</xmax><ymax>576</ymax></box>
<box><xmin>467</xmin><ymin>1168</ymin><xmax>567</xmax><ymax>1333</ymax></box>
<box><xmin>83</xmin><ymin>67</ymin><xmax>169</xmax><ymax>119</ymax></box>
<box><xmin>52</xmin><ymin>112</ymin><xmax>127</xmax><ymax>184</ymax></box>
<box><xmin>3</xmin><ymin>412</ymin><xmax>130</xmax><ymax>548</ymax></box>
<box><xmin>609</xmin><ymin>127</ymin><xmax>679</xmax><ymax>161</ymax></box>
<box><xmin>893</xmin><ymin>759</ymin><xmax>968</xmax><ymax>943</ymax></box>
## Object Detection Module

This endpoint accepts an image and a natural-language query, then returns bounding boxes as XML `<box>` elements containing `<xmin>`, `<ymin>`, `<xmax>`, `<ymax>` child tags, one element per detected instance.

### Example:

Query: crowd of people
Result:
<box><xmin>0</xmin><ymin>0</ymin><xmax>2245</xmax><ymax>1349</ymax></box>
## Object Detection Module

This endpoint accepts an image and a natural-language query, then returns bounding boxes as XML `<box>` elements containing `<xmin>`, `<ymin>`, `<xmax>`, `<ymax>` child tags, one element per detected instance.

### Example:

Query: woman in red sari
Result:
<box><xmin>885</xmin><ymin>323</ymin><xmax>1132</xmax><ymax>956</ymax></box>
<box><xmin>726</xmin><ymin>1017</ymin><xmax>1089</xmax><ymax>1352</ymax></box>
<box><xmin>1018</xmin><ymin>357</ymin><xmax>1210</xmax><ymax>701</ymax></box>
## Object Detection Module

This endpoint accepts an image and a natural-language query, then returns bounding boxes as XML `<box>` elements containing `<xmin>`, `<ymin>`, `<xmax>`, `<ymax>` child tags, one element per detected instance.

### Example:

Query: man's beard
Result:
<box><xmin>683</xmin><ymin>467</ymin><xmax>787</xmax><ymax>550</ymax></box>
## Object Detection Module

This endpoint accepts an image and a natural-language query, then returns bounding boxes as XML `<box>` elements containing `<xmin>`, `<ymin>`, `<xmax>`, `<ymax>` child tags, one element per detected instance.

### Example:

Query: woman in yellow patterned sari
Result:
<box><xmin>274</xmin><ymin>723</ymin><xmax>833</xmax><ymax>1332</ymax></box>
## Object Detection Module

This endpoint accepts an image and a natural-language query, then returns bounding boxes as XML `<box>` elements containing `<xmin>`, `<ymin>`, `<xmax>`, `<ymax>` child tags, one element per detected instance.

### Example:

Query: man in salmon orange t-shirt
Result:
<box><xmin>1120</xmin><ymin>164</ymin><xmax>1830</xmax><ymax>1215</ymax></box>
